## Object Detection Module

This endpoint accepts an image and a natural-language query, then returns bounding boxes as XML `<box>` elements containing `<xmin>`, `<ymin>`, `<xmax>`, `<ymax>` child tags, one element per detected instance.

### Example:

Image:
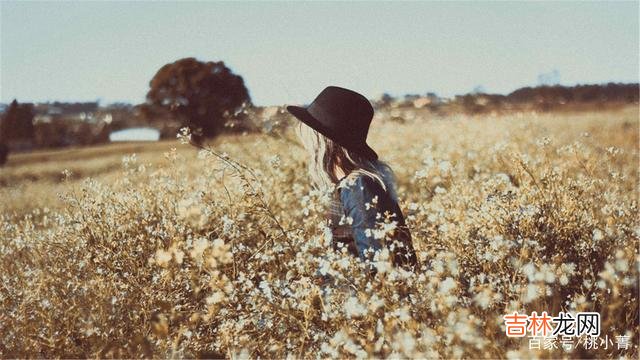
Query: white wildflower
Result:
<box><xmin>438</xmin><ymin>277</ymin><xmax>457</xmax><ymax>294</ymax></box>
<box><xmin>592</xmin><ymin>228</ymin><xmax>604</xmax><ymax>241</ymax></box>
<box><xmin>524</xmin><ymin>283</ymin><xmax>539</xmax><ymax>303</ymax></box>
<box><xmin>344</xmin><ymin>296</ymin><xmax>367</xmax><ymax>318</ymax></box>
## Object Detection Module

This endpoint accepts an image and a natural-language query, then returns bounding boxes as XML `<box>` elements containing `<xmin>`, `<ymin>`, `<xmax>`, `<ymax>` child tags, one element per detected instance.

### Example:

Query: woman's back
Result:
<box><xmin>327</xmin><ymin>172</ymin><xmax>419</xmax><ymax>272</ymax></box>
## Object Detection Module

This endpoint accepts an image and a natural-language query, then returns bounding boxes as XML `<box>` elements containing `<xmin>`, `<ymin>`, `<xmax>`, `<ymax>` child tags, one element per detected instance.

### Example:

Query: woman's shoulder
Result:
<box><xmin>338</xmin><ymin>171</ymin><xmax>374</xmax><ymax>189</ymax></box>
<box><xmin>337</xmin><ymin>172</ymin><xmax>387</xmax><ymax>203</ymax></box>
<box><xmin>337</xmin><ymin>171</ymin><xmax>407</xmax><ymax>226</ymax></box>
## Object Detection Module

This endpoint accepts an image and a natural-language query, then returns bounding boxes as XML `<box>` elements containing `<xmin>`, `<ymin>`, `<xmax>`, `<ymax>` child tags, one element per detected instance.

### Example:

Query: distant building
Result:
<box><xmin>109</xmin><ymin>127</ymin><xmax>160</xmax><ymax>142</ymax></box>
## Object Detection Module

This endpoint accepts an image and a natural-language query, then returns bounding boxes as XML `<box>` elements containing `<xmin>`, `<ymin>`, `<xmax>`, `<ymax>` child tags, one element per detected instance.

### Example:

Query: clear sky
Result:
<box><xmin>1</xmin><ymin>1</ymin><xmax>638</xmax><ymax>106</ymax></box>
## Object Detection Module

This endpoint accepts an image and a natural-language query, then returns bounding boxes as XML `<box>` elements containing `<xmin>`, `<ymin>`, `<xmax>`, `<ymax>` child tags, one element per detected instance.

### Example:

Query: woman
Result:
<box><xmin>286</xmin><ymin>86</ymin><xmax>419</xmax><ymax>278</ymax></box>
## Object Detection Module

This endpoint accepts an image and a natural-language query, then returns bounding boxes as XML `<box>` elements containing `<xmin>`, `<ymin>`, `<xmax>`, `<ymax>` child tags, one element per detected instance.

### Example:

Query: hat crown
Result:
<box><xmin>307</xmin><ymin>86</ymin><xmax>374</xmax><ymax>138</ymax></box>
<box><xmin>286</xmin><ymin>85</ymin><xmax>378</xmax><ymax>160</ymax></box>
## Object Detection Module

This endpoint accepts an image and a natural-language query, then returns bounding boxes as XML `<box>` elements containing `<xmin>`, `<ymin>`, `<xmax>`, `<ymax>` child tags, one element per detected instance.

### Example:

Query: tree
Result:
<box><xmin>146</xmin><ymin>57</ymin><xmax>251</xmax><ymax>143</ymax></box>
<box><xmin>0</xmin><ymin>143</ymin><xmax>8</xmax><ymax>166</ymax></box>
<box><xmin>0</xmin><ymin>99</ymin><xmax>35</xmax><ymax>143</ymax></box>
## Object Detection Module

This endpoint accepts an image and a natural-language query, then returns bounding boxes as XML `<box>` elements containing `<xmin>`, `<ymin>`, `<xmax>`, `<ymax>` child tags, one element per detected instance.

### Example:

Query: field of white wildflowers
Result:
<box><xmin>1</xmin><ymin>107</ymin><xmax>638</xmax><ymax>358</ymax></box>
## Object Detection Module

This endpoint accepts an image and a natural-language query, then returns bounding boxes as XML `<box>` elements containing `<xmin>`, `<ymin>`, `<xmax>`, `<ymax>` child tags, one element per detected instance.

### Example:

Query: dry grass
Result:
<box><xmin>1</xmin><ymin>107</ymin><xmax>638</xmax><ymax>358</ymax></box>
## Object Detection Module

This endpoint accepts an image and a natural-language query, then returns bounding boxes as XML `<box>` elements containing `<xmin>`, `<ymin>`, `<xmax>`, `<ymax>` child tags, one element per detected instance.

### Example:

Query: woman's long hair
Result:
<box><xmin>295</xmin><ymin>121</ymin><xmax>399</xmax><ymax>202</ymax></box>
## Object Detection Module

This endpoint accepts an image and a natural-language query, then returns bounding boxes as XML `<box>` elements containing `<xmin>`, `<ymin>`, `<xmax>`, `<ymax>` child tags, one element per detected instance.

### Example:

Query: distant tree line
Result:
<box><xmin>449</xmin><ymin>82</ymin><xmax>639</xmax><ymax>114</ymax></box>
<box><xmin>0</xmin><ymin>58</ymin><xmax>637</xmax><ymax>166</ymax></box>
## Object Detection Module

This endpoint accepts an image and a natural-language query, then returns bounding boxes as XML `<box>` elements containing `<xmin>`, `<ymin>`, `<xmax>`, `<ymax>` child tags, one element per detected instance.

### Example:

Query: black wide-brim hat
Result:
<box><xmin>286</xmin><ymin>86</ymin><xmax>378</xmax><ymax>161</ymax></box>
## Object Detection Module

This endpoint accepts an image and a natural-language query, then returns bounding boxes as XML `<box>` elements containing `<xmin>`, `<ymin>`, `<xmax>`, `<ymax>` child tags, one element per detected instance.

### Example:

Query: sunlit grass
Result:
<box><xmin>1</xmin><ymin>107</ymin><xmax>638</xmax><ymax>358</ymax></box>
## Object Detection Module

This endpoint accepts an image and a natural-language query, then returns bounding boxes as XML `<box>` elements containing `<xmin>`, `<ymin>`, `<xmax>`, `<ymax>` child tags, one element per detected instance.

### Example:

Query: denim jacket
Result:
<box><xmin>326</xmin><ymin>173</ymin><xmax>419</xmax><ymax>273</ymax></box>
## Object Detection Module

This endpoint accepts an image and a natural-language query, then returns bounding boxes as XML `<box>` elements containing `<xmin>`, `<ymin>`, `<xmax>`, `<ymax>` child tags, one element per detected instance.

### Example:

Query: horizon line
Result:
<box><xmin>2</xmin><ymin>79</ymin><xmax>638</xmax><ymax>108</ymax></box>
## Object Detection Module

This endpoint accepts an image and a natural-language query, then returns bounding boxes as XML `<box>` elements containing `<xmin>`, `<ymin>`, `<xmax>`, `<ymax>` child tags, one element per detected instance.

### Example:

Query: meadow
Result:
<box><xmin>1</xmin><ymin>106</ymin><xmax>638</xmax><ymax>358</ymax></box>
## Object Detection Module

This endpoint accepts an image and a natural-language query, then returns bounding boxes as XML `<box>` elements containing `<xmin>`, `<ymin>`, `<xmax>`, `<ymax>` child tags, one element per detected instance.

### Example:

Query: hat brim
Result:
<box><xmin>286</xmin><ymin>105</ymin><xmax>378</xmax><ymax>161</ymax></box>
